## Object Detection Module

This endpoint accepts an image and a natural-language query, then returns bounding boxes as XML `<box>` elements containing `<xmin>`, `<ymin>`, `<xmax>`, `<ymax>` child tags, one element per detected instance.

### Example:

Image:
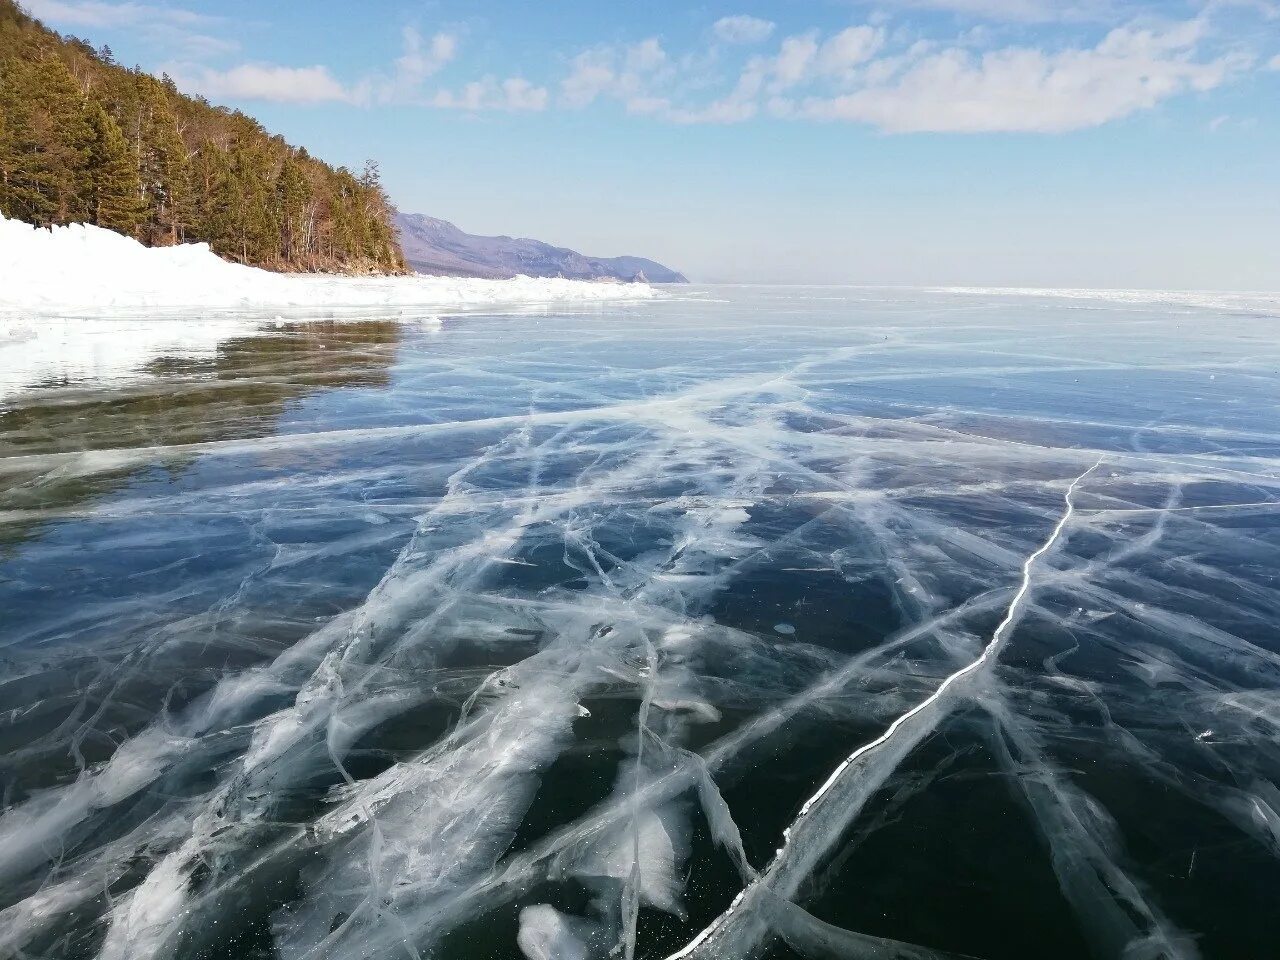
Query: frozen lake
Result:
<box><xmin>2</xmin><ymin>287</ymin><xmax>1279</xmax><ymax>960</ymax></box>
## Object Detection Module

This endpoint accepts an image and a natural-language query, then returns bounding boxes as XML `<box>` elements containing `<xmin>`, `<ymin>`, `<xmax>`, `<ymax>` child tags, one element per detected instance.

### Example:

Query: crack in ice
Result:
<box><xmin>665</xmin><ymin>457</ymin><xmax>1103</xmax><ymax>960</ymax></box>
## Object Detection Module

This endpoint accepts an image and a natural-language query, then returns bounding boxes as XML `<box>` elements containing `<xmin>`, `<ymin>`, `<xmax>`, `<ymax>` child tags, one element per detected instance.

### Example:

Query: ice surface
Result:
<box><xmin>517</xmin><ymin>905</ymin><xmax>592</xmax><ymax>960</ymax></box>
<box><xmin>0</xmin><ymin>315</ymin><xmax>263</xmax><ymax>402</ymax></box>
<box><xmin>2</xmin><ymin>286</ymin><xmax>1280</xmax><ymax>960</ymax></box>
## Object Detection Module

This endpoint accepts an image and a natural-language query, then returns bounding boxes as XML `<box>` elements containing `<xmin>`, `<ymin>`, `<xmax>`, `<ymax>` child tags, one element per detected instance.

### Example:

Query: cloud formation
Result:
<box><xmin>32</xmin><ymin>0</ymin><xmax>1268</xmax><ymax>132</ymax></box>
<box><xmin>712</xmin><ymin>15</ymin><xmax>776</xmax><ymax>44</ymax></box>
<box><xmin>432</xmin><ymin>76</ymin><xmax>549</xmax><ymax>112</ymax></box>
<box><xmin>560</xmin><ymin>38</ymin><xmax>672</xmax><ymax>109</ymax></box>
<box><xmin>173</xmin><ymin>27</ymin><xmax>545</xmax><ymax>112</ymax></box>
<box><xmin>858</xmin><ymin>0</ymin><xmax>1111</xmax><ymax>22</ymax></box>
<box><xmin>21</xmin><ymin>0</ymin><xmax>206</xmax><ymax>27</ymax></box>
<box><xmin>559</xmin><ymin>15</ymin><xmax>1256</xmax><ymax>134</ymax></box>
<box><xmin>797</xmin><ymin>21</ymin><xmax>1247</xmax><ymax>132</ymax></box>
<box><xmin>389</xmin><ymin>28</ymin><xmax>457</xmax><ymax>92</ymax></box>
<box><xmin>25</xmin><ymin>0</ymin><xmax>235</xmax><ymax>57</ymax></box>
<box><xmin>181</xmin><ymin>63</ymin><xmax>358</xmax><ymax>105</ymax></box>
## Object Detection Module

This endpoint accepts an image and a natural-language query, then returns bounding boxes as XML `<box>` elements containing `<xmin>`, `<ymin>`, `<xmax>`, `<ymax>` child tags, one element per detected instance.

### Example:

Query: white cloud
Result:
<box><xmin>800</xmin><ymin>20</ymin><xmax>1247</xmax><ymax>132</ymax></box>
<box><xmin>22</xmin><ymin>0</ymin><xmax>206</xmax><ymax>27</ymax></box>
<box><xmin>771</xmin><ymin>34</ymin><xmax>820</xmax><ymax>88</ymax></box>
<box><xmin>394</xmin><ymin>28</ymin><xmax>457</xmax><ymax>86</ymax></box>
<box><xmin>714</xmin><ymin>26</ymin><xmax>886</xmax><ymax>100</ymax></box>
<box><xmin>862</xmin><ymin>0</ymin><xmax>1107</xmax><ymax>22</ymax></box>
<box><xmin>183</xmin><ymin>63</ymin><xmax>358</xmax><ymax>104</ymax></box>
<box><xmin>625</xmin><ymin>95</ymin><xmax>671</xmax><ymax>116</ymax></box>
<box><xmin>816</xmin><ymin>26</ymin><xmax>886</xmax><ymax>75</ymax></box>
<box><xmin>691</xmin><ymin>24</ymin><xmax>885</xmax><ymax>110</ymax></box>
<box><xmin>184</xmin><ymin>27</ymin><xmax>460</xmax><ymax>109</ymax></box>
<box><xmin>35</xmin><ymin>1</ymin><xmax>476</xmax><ymax>113</ymax></box>
<box><xmin>501</xmin><ymin>77</ymin><xmax>550</xmax><ymax>111</ymax></box>
<box><xmin>1268</xmin><ymin>53</ymin><xmax>1280</xmax><ymax>68</ymax></box>
<box><xmin>560</xmin><ymin>39</ymin><xmax>670</xmax><ymax>108</ymax></box>
<box><xmin>24</xmin><ymin>0</ymin><xmax>235</xmax><ymax>58</ymax></box>
<box><xmin>180</xmin><ymin>35</ymin><xmax>542</xmax><ymax>113</ymax></box>
<box><xmin>610</xmin><ymin>15</ymin><xmax>1251</xmax><ymax>132</ymax></box>
<box><xmin>1199</xmin><ymin>0</ymin><xmax>1280</xmax><ymax>18</ymax></box>
<box><xmin>666</xmin><ymin>92</ymin><xmax>760</xmax><ymax>124</ymax></box>
<box><xmin>713</xmin><ymin>15</ymin><xmax>776</xmax><ymax>44</ymax></box>
<box><xmin>433</xmin><ymin>76</ymin><xmax>548</xmax><ymax>111</ymax></box>
<box><xmin>371</xmin><ymin>27</ymin><xmax>459</xmax><ymax>103</ymax></box>
<box><xmin>628</xmin><ymin>37</ymin><xmax>668</xmax><ymax>72</ymax></box>
<box><xmin>561</xmin><ymin>50</ymin><xmax>619</xmax><ymax>107</ymax></box>
<box><xmin>149</xmin><ymin>25</ymin><xmax>237</xmax><ymax>59</ymax></box>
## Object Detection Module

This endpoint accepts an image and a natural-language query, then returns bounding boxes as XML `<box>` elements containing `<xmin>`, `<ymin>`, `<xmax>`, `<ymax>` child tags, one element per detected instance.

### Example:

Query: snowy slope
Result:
<box><xmin>0</xmin><ymin>216</ymin><xmax>658</xmax><ymax>313</ymax></box>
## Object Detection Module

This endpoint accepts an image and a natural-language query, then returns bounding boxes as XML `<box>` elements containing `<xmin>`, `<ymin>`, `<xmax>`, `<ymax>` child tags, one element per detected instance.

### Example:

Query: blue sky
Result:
<box><xmin>23</xmin><ymin>0</ymin><xmax>1280</xmax><ymax>287</ymax></box>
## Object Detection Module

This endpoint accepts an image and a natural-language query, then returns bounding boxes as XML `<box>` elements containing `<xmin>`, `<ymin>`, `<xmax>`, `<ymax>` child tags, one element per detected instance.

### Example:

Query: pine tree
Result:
<box><xmin>228</xmin><ymin>143</ymin><xmax>277</xmax><ymax>266</ymax></box>
<box><xmin>0</xmin><ymin>52</ymin><xmax>91</xmax><ymax>225</ymax></box>
<box><xmin>276</xmin><ymin>152</ymin><xmax>309</xmax><ymax>265</ymax></box>
<box><xmin>195</xmin><ymin>144</ymin><xmax>237</xmax><ymax>255</ymax></box>
<box><xmin>359</xmin><ymin>159</ymin><xmax>403</xmax><ymax>270</ymax></box>
<box><xmin>133</xmin><ymin>74</ymin><xmax>187</xmax><ymax>243</ymax></box>
<box><xmin>85</xmin><ymin>103</ymin><xmax>143</xmax><ymax>233</ymax></box>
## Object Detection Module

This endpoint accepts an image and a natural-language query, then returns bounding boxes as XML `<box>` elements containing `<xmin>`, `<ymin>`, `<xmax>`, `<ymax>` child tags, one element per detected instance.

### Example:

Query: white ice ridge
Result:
<box><xmin>931</xmin><ymin>285</ymin><xmax>1280</xmax><ymax>315</ymax></box>
<box><xmin>0</xmin><ymin>214</ymin><xmax>656</xmax><ymax>312</ymax></box>
<box><xmin>666</xmin><ymin>457</ymin><xmax>1104</xmax><ymax>960</ymax></box>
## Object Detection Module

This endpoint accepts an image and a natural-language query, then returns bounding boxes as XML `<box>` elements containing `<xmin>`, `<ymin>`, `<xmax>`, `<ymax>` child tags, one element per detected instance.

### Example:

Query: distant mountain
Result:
<box><xmin>396</xmin><ymin>213</ymin><xmax>687</xmax><ymax>283</ymax></box>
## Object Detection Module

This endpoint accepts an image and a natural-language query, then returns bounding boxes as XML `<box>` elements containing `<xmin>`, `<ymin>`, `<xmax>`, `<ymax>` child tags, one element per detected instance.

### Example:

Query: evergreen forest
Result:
<box><xmin>0</xmin><ymin>0</ymin><xmax>406</xmax><ymax>273</ymax></box>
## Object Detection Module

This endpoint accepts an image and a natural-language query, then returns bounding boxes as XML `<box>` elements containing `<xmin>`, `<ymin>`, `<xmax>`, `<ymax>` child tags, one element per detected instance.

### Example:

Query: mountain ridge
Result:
<box><xmin>396</xmin><ymin>212</ymin><xmax>687</xmax><ymax>283</ymax></box>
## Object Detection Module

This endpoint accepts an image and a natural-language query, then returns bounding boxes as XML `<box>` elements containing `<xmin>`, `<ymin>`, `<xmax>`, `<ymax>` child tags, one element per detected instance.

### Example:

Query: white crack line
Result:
<box><xmin>666</xmin><ymin>455</ymin><xmax>1104</xmax><ymax>960</ymax></box>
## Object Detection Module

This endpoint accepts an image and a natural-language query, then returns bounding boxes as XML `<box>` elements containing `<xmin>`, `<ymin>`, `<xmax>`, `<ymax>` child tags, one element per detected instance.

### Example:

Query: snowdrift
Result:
<box><xmin>0</xmin><ymin>216</ymin><xmax>657</xmax><ymax>313</ymax></box>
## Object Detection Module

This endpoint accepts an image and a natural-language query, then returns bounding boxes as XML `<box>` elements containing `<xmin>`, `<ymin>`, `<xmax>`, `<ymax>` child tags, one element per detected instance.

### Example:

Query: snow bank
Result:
<box><xmin>0</xmin><ymin>215</ymin><xmax>656</xmax><ymax>312</ymax></box>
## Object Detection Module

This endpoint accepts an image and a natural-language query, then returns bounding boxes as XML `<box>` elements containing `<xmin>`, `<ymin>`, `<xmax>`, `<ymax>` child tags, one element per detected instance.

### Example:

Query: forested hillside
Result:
<box><xmin>0</xmin><ymin>0</ymin><xmax>405</xmax><ymax>273</ymax></box>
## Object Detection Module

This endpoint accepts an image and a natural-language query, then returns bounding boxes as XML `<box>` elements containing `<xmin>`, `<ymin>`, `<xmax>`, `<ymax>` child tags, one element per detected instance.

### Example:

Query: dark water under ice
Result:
<box><xmin>2</xmin><ymin>287</ymin><xmax>1279</xmax><ymax>960</ymax></box>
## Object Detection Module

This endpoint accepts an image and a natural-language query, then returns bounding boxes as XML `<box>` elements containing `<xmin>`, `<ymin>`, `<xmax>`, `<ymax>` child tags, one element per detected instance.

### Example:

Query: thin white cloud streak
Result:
<box><xmin>23</xmin><ymin>0</ymin><xmax>236</xmax><ymax>58</ymax></box>
<box><xmin>1198</xmin><ymin>0</ymin><xmax>1280</xmax><ymax>18</ymax></box>
<box><xmin>21</xmin><ymin>0</ymin><xmax>208</xmax><ymax>27</ymax></box>
<box><xmin>179</xmin><ymin>63</ymin><xmax>359</xmax><ymax>105</ymax></box>
<box><xmin>712</xmin><ymin>15</ymin><xmax>776</xmax><ymax>44</ymax></box>
<box><xmin>175</xmin><ymin>28</ymin><xmax>541</xmax><ymax>112</ymax></box>
<box><xmin>853</xmin><ymin>0</ymin><xmax>1115</xmax><ymax>22</ymax></box>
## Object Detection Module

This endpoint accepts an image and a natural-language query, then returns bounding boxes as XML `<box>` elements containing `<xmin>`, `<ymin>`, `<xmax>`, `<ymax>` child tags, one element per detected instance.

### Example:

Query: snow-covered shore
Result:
<box><xmin>0</xmin><ymin>215</ymin><xmax>662</xmax><ymax>402</ymax></box>
<box><xmin>0</xmin><ymin>216</ymin><xmax>657</xmax><ymax>313</ymax></box>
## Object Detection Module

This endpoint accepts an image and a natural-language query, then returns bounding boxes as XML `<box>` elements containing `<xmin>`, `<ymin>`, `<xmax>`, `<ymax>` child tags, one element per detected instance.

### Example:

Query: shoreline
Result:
<box><xmin>0</xmin><ymin>216</ymin><xmax>659</xmax><ymax>315</ymax></box>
